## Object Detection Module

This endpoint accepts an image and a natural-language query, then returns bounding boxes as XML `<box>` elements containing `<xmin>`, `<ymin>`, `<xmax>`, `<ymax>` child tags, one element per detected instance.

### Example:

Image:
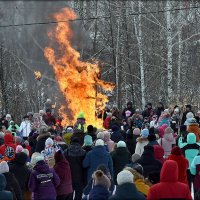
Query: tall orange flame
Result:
<box><xmin>44</xmin><ymin>8</ymin><xmax>114</xmax><ymax>127</ymax></box>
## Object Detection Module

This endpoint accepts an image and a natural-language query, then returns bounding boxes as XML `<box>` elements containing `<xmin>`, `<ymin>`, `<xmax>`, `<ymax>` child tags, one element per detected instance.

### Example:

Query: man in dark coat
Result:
<box><xmin>121</xmin><ymin>101</ymin><xmax>135</xmax><ymax>120</ymax></box>
<box><xmin>35</xmin><ymin>131</ymin><xmax>51</xmax><ymax>153</ymax></box>
<box><xmin>64</xmin><ymin>137</ymin><xmax>86</xmax><ymax>200</ymax></box>
<box><xmin>137</xmin><ymin>145</ymin><xmax>162</xmax><ymax>177</ymax></box>
<box><xmin>110</xmin><ymin>126</ymin><xmax>124</xmax><ymax>143</ymax></box>
<box><xmin>9</xmin><ymin>152</ymin><xmax>31</xmax><ymax>193</ymax></box>
<box><xmin>110</xmin><ymin>141</ymin><xmax>131</xmax><ymax>184</ymax></box>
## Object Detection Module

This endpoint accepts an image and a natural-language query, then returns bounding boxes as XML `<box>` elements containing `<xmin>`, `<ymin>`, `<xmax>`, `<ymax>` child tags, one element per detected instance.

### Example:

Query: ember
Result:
<box><xmin>34</xmin><ymin>71</ymin><xmax>42</xmax><ymax>81</ymax></box>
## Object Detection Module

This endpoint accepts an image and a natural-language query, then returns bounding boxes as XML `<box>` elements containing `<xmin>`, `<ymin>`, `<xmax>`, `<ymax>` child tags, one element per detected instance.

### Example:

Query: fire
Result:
<box><xmin>34</xmin><ymin>71</ymin><xmax>42</xmax><ymax>81</ymax></box>
<box><xmin>44</xmin><ymin>8</ymin><xmax>114</xmax><ymax>127</ymax></box>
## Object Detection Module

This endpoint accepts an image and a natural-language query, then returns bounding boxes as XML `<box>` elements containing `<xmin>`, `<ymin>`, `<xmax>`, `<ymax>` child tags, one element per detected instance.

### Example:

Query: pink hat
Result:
<box><xmin>133</xmin><ymin>128</ymin><xmax>141</xmax><ymax>135</ymax></box>
<box><xmin>16</xmin><ymin>145</ymin><xmax>23</xmax><ymax>153</ymax></box>
<box><xmin>158</xmin><ymin>124</ymin><xmax>168</xmax><ymax>138</ymax></box>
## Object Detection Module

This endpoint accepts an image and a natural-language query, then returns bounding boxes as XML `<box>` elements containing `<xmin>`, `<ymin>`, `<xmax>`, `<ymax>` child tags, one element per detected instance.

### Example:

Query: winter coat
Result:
<box><xmin>35</xmin><ymin>132</ymin><xmax>51</xmax><ymax>153</ymax></box>
<box><xmin>82</xmin><ymin>145</ymin><xmax>93</xmax><ymax>153</ymax></box>
<box><xmin>135</xmin><ymin>137</ymin><xmax>148</xmax><ymax>156</ymax></box>
<box><xmin>64</xmin><ymin>143</ymin><xmax>86</xmax><ymax>186</ymax></box>
<box><xmin>111</xmin><ymin>147</ymin><xmax>131</xmax><ymax>183</ymax></box>
<box><xmin>9</xmin><ymin>152</ymin><xmax>31</xmax><ymax>192</ymax></box>
<box><xmin>167</xmin><ymin>154</ymin><xmax>189</xmax><ymax>184</ymax></box>
<box><xmin>0</xmin><ymin>133</ymin><xmax>16</xmax><ymax>160</ymax></box>
<box><xmin>63</xmin><ymin>133</ymin><xmax>73</xmax><ymax>145</ymax></box>
<box><xmin>187</xmin><ymin>124</ymin><xmax>200</xmax><ymax>142</ymax></box>
<box><xmin>28</xmin><ymin>160</ymin><xmax>60</xmax><ymax>200</ymax></box>
<box><xmin>147</xmin><ymin>160</ymin><xmax>192</xmax><ymax>200</ymax></box>
<box><xmin>19</xmin><ymin>120</ymin><xmax>31</xmax><ymax>138</ymax></box>
<box><xmin>109</xmin><ymin>183</ymin><xmax>145</xmax><ymax>200</ymax></box>
<box><xmin>3</xmin><ymin>172</ymin><xmax>22</xmax><ymax>200</ymax></box>
<box><xmin>158</xmin><ymin>133</ymin><xmax>175</xmax><ymax>157</ymax></box>
<box><xmin>153</xmin><ymin>145</ymin><xmax>165</xmax><ymax>164</ymax></box>
<box><xmin>83</xmin><ymin>185</ymin><xmax>110</xmax><ymax>200</ymax></box>
<box><xmin>74</xmin><ymin>118</ymin><xmax>87</xmax><ymax>133</ymax></box>
<box><xmin>137</xmin><ymin>147</ymin><xmax>162</xmax><ymax>177</ymax></box>
<box><xmin>104</xmin><ymin>132</ymin><xmax>115</xmax><ymax>152</ymax></box>
<box><xmin>179</xmin><ymin>133</ymin><xmax>200</xmax><ymax>175</ymax></box>
<box><xmin>103</xmin><ymin>117</ymin><xmax>111</xmax><ymax>130</ymax></box>
<box><xmin>53</xmin><ymin>159</ymin><xmax>73</xmax><ymax>196</ymax></box>
<box><xmin>110</xmin><ymin>130</ymin><xmax>124</xmax><ymax>143</ymax></box>
<box><xmin>126</xmin><ymin>134</ymin><xmax>139</xmax><ymax>155</ymax></box>
<box><xmin>83</xmin><ymin>146</ymin><xmax>113</xmax><ymax>182</ymax></box>
<box><xmin>0</xmin><ymin>174</ymin><xmax>13</xmax><ymax>200</ymax></box>
<box><xmin>135</xmin><ymin>179</ymin><xmax>150</xmax><ymax>197</ymax></box>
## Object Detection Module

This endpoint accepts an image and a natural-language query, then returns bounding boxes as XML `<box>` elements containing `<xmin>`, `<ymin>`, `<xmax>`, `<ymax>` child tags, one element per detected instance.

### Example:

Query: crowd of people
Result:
<box><xmin>0</xmin><ymin>100</ymin><xmax>200</xmax><ymax>200</ymax></box>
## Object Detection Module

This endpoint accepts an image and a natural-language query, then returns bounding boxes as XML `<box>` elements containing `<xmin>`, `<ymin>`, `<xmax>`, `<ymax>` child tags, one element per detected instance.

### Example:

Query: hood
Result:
<box><xmin>4</xmin><ymin>133</ymin><xmax>13</xmax><ymax>145</ymax></box>
<box><xmin>187</xmin><ymin>133</ymin><xmax>196</xmax><ymax>144</ymax></box>
<box><xmin>54</xmin><ymin>160</ymin><xmax>69</xmax><ymax>170</ymax></box>
<box><xmin>34</xmin><ymin>160</ymin><xmax>49</xmax><ymax>173</ymax></box>
<box><xmin>14</xmin><ymin>152</ymin><xmax>27</xmax><ymax>165</ymax></box>
<box><xmin>163</xmin><ymin>133</ymin><xmax>174</xmax><ymax>142</ymax></box>
<box><xmin>0</xmin><ymin>174</ymin><xmax>6</xmax><ymax>190</ymax></box>
<box><xmin>160</xmin><ymin>160</ymin><xmax>178</xmax><ymax>182</ymax></box>
<box><xmin>93</xmin><ymin>146</ymin><xmax>107</xmax><ymax>157</ymax></box>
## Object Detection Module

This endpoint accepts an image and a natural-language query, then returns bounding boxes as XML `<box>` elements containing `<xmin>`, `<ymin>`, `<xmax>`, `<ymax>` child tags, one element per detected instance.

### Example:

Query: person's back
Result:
<box><xmin>28</xmin><ymin>156</ymin><xmax>60</xmax><ymax>200</ymax></box>
<box><xmin>111</xmin><ymin>141</ymin><xmax>131</xmax><ymax>183</ymax></box>
<box><xmin>109</xmin><ymin>170</ymin><xmax>145</xmax><ymax>200</ymax></box>
<box><xmin>147</xmin><ymin>160</ymin><xmax>192</xmax><ymax>200</ymax></box>
<box><xmin>83</xmin><ymin>139</ymin><xmax>113</xmax><ymax>182</ymax></box>
<box><xmin>9</xmin><ymin>152</ymin><xmax>30</xmax><ymax>192</ymax></box>
<box><xmin>0</xmin><ymin>174</ymin><xmax>13</xmax><ymax>200</ymax></box>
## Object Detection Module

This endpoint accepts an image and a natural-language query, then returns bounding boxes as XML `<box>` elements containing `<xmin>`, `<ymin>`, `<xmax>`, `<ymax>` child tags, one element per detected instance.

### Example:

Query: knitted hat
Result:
<box><xmin>93</xmin><ymin>170</ymin><xmax>111</xmax><ymax>189</ymax></box>
<box><xmin>186</xmin><ymin>112</ymin><xmax>194</xmax><ymax>119</ymax></box>
<box><xmin>45</xmin><ymin>137</ymin><xmax>53</xmax><ymax>147</ymax></box>
<box><xmin>141</xmin><ymin>129</ymin><xmax>149</xmax><ymax>138</ymax></box>
<box><xmin>31</xmin><ymin>152</ymin><xmax>41</xmax><ymax>166</ymax></box>
<box><xmin>171</xmin><ymin>146</ymin><xmax>182</xmax><ymax>155</ymax></box>
<box><xmin>132</xmin><ymin>153</ymin><xmax>140</xmax><ymax>163</ymax></box>
<box><xmin>0</xmin><ymin>161</ymin><xmax>9</xmax><ymax>173</ymax></box>
<box><xmin>35</xmin><ymin>155</ymin><xmax>44</xmax><ymax>164</ymax></box>
<box><xmin>84</xmin><ymin>135</ymin><xmax>93</xmax><ymax>146</ymax></box>
<box><xmin>77</xmin><ymin>111</ymin><xmax>85</xmax><ymax>119</ymax></box>
<box><xmin>22</xmin><ymin>149</ymin><xmax>29</xmax><ymax>156</ymax></box>
<box><xmin>16</xmin><ymin>145</ymin><xmax>23</xmax><ymax>153</ymax></box>
<box><xmin>97</xmin><ymin>132</ymin><xmax>104</xmax><ymax>140</ymax></box>
<box><xmin>117</xmin><ymin>170</ymin><xmax>134</xmax><ymax>185</ymax></box>
<box><xmin>66</xmin><ymin>127</ymin><xmax>73</xmax><ymax>133</ymax></box>
<box><xmin>95</xmin><ymin>139</ymin><xmax>104</xmax><ymax>146</ymax></box>
<box><xmin>133</xmin><ymin>128</ymin><xmax>140</xmax><ymax>136</ymax></box>
<box><xmin>117</xmin><ymin>141</ymin><xmax>126</xmax><ymax>148</ymax></box>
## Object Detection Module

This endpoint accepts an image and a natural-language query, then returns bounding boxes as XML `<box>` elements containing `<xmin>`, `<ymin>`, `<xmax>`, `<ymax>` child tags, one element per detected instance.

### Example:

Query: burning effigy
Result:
<box><xmin>44</xmin><ymin>8</ymin><xmax>114</xmax><ymax>127</ymax></box>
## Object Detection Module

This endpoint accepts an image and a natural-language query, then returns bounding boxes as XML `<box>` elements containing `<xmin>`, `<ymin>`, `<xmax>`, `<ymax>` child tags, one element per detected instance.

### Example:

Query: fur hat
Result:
<box><xmin>0</xmin><ymin>161</ymin><xmax>9</xmax><ymax>173</ymax></box>
<box><xmin>45</xmin><ymin>137</ymin><xmax>53</xmax><ymax>147</ymax></box>
<box><xmin>171</xmin><ymin>146</ymin><xmax>182</xmax><ymax>155</ymax></box>
<box><xmin>16</xmin><ymin>145</ymin><xmax>23</xmax><ymax>153</ymax></box>
<box><xmin>132</xmin><ymin>153</ymin><xmax>140</xmax><ymax>163</ymax></box>
<box><xmin>141</xmin><ymin>129</ymin><xmax>149</xmax><ymax>138</ymax></box>
<box><xmin>95</xmin><ymin>139</ymin><xmax>104</xmax><ymax>146</ymax></box>
<box><xmin>133</xmin><ymin>128</ymin><xmax>141</xmax><ymax>136</ymax></box>
<box><xmin>117</xmin><ymin>141</ymin><xmax>126</xmax><ymax>148</ymax></box>
<box><xmin>117</xmin><ymin>170</ymin><xmax>134</xmax><ymax>185</ymax></box>
<box><xmin>84</xmin><ymin>135</ymin><xmax>93</xmax><ymax>146</ymax></box>
<box><xmin>93</xmin><ymin>170</ymin><xmax>111</xmax><ymax>189</ymax></box>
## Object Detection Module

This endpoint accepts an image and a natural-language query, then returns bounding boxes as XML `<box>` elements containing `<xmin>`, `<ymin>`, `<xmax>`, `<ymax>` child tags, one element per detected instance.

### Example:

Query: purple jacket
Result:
<box><xmin>28</xmin><ymin>160</ymin><xmax>60</xmax><ymax>200</ymax></box>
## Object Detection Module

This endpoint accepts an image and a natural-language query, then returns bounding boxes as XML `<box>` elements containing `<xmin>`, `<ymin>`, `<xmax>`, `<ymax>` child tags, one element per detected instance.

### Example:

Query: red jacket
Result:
<box><xmin>153</xmin><ymin>145</ymin><xmax>165</xmax><ymax>164</ymax></box>
<box><xmin>147</xmin><ymin>160</ymin><xmax>192</xmax><ymax>200</ymax></box>
<box><xmin>0</xmin><ymin>132</ymin><xmax>17</xmax><ymax>159</ymax></box>
<box><xmin>167</xmin><ymin>154</ymin><xmax>189</xmax><ymax>184</ymax></box>
<box><xmin>103</xmin><ymin>117</ymin><xmax>111</xmax><ymax>129</ymax></box>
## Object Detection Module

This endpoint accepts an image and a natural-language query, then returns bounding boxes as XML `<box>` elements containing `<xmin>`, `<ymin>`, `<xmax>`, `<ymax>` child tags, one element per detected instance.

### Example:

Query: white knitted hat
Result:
<box><xmin>45</xmin><ymin>137</ymin><xmax>54</xmax><ymax>147</ymax></box>
<box><xmin>95</xmin><ymin>139</ymin><xmax>104</xmax><ymax>146</ymax></box>
<box><xmin>0</xmin><ymin>161</ymin><xmax>9</xmax><ymax>173</ymax></box>
<box><xmin>117</xmin><ymin>141</ymin><xmax>126</xmax><ymax>148</ymax></box>
<box><xmin>117</xmin><ymin>170</ymin><xmax>134</xmax><ymax>185</ymax></box>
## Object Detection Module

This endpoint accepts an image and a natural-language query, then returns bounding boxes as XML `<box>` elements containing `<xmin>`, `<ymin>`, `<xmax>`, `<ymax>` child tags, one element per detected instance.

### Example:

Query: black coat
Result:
<box><xmin>3</xmin><ymin>172</ymin><xmax>23</xmax><ymax>200</ymax></box>
<box><xmin>126</xmin><ymin>134</ymin><xmax>139</xmax><ymax>155</ymax></box>
<box><xmin>111</xmin><ymin>147</ymin><xmax>131</xmax><ymax>184</ymax></box>
<box><xmin>35</xmin><ymin>132</ymin><xmax>51</xmax><ymax>153</ymax></box>
<box><xmin>9</xmin><ymin>152</ymin><xmax>31</xmax><ymax>192</ymax></box>
<box><xmin>110</xmin><ymin>131</ymin><xmax>124</xmax><ymax>143</ymax></box>
<box><xmin>109</xmin><ymin>183</ymin><xmax>145</xmax><ymax>200</ymax></box>
<box><xmin>64</xmin><ymin>143</ymin><xmax>86</xmax><ymax>186</ymax></box>
<box><xmin>137</xmin><ymin>148</ymin><xmax>162</xmax><ymax>177</ymax></box>
<box><xmin>0</xmin><ymin>174</ymin><xmax>13</xmax><ymax>200</ymax></box>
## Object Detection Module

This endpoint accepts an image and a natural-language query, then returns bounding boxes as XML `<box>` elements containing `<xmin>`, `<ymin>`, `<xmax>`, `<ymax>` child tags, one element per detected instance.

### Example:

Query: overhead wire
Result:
<box><xmin>0</xmin><ymin>5</ymin><xmax>199</xmax><ymax>28</ymax></box>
